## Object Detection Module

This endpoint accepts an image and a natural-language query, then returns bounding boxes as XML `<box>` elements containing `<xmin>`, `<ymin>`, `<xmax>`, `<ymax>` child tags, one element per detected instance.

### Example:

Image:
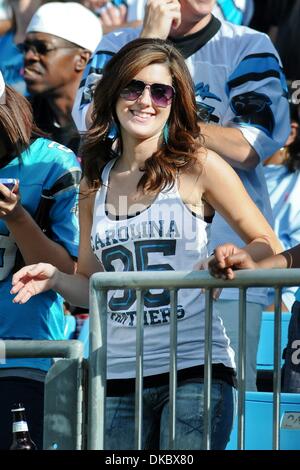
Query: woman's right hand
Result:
<box><xmin>208</xmin><ymin>244</ymin><xmax>258</xmax><ymax>280</ymax></box>
<box><xmin>10</xmin><ymin>263</ymin><xmax>58</xmax><ymax>304</ymax></box>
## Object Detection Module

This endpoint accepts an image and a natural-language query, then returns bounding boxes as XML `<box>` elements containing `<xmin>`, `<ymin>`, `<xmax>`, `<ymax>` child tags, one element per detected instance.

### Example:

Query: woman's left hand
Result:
<box><xmin>208</xmin><ymin>243</ymin><xmax>257</xmax><ymax>280</ymax></box>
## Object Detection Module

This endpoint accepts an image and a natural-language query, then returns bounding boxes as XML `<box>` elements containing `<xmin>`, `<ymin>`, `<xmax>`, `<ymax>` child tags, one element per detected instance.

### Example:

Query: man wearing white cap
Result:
<box><xmin>20</xmin><ymin>2</ymin><xmax>102</xmax><ymax>153</ymax></box>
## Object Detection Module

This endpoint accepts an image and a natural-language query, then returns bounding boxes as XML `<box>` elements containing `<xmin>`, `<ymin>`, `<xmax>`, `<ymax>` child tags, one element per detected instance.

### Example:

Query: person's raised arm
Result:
<box><xmin>11</xmin><ymin>178</ymin><xmax>103</xmax><ymax>307</ymax></box>
<box><xmin>140</xmin><ymin>0</ymin><xmax>181</xmax><ymax>39</ymax></box>
<box><xmin>200</xmin><ymin>123</ymin><xmax>259</xmax><ymax>170</ymax></box>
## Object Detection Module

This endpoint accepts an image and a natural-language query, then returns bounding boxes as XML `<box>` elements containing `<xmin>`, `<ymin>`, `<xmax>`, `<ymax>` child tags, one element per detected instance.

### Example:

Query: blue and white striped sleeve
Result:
<box><xmin>223</xmin><ymin>32</ymin><xmax>291</xmax><ymax>160</ymax></box>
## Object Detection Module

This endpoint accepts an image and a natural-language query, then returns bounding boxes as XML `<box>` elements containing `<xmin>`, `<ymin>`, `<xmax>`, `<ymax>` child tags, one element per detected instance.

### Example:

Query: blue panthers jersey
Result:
<box><xmin>0</xmin><ymin>138</ymin><xmax>81</xmax><ymax>371</ymax></box>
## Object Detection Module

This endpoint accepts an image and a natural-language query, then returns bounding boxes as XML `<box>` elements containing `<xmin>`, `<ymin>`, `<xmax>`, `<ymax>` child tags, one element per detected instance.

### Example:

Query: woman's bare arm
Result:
<box><xmin>201</xmin><ymin>150</ymin><xmax>282</xmax><ymax>261</ymax></box>
<box><xmin>11</xmin><ymin>178</ymin><xmax>103</xmax><ymax>307</ymax></box>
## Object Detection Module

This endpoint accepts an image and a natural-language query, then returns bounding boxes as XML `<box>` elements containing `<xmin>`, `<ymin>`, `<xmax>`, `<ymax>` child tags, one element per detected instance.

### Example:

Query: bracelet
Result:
<box><xmin>284</xmin><ymin>251</ymin><xmax>293</xmax><ymax>269</ymax></box>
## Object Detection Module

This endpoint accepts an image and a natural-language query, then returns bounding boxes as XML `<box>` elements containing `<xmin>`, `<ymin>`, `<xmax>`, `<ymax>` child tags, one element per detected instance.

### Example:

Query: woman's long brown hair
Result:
<box><xmin>0</xmin><ymin>85</ymin><xmax>33</xmax><ymax>157</ymax></box>
<box><xmin>80</xmin><ymin>38</ymin><xmax>204</xmax><ymax>192</ymax></box>
<box><xmin>0</xmin><ymin>85</ymin><xmax>43</xmax><ymax>159</ymax></box>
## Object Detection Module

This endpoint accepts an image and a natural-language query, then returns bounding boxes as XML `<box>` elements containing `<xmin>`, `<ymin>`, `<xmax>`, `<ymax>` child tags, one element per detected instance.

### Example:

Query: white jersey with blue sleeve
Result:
<box><xmin>0</xmin><ymin>138</ymin><xmax>81</xmax><ymax>371</ymax></box>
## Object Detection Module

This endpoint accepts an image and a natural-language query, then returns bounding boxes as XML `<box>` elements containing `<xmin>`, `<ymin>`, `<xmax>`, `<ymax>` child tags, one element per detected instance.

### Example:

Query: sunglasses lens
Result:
<box><xmin>120</xmin><ymin>80</ymin><xmax>174</xmax><ymax>107</ymax></box>
<box><xmin>120</xmin><ymin>80</ymin><xmax>145</xmax><ymax>101</ymax></box>
<box><xmin>151</xmin><ymin>84</ymin><xmax>174</xmax><ymax>107</ymax></box>
<box><xmin>19</xmin><ymin>41</ymin><xmax>49</xmax><ymax>55</ymax></box>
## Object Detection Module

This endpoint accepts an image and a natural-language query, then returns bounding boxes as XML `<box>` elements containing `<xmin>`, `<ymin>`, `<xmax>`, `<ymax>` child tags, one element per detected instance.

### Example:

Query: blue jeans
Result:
<box><xmin>105</xmin><ymin>379</ymin><xmax>235</xmax><ymax>450</ymax></box>
<box><xmin>283</xmin><ymin>300</ymin><xmax>300</xmax><ymax>392</ymax></box>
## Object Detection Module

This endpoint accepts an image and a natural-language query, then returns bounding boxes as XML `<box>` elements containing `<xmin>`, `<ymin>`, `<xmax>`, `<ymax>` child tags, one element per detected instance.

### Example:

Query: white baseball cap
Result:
<box><xmin>0</xmin><ymin>71</ymin><xmax>5</xmax><ymax>104</ymax></box>
<box><xmin>26</xmin><ymin>2</ymin><xmax>102</xmax><ymax>52</ymax></box>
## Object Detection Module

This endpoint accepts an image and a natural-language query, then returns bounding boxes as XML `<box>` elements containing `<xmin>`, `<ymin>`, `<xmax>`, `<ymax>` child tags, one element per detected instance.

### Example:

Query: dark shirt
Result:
<box><xmin>29</xmin><ymin>95</ymin><xmax>80</xmax><ymax>154</ymax></box>
<box><xmin>170</xmin><ymin>15</ymin><xmax>221</xmax><ymax>59</ymax></box>
<box><xmin>250</xmin><ymin>0</ymin><xmax>296</xmax><ymax>32</ymax></box>
<box><xmin>274</xmin><ymin>0</ymin><xmax>300</xmax><ymax>81</ymax></box>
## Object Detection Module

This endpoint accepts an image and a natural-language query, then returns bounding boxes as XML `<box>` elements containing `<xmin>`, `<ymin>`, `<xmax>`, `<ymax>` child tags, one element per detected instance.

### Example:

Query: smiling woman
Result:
<box><xmin>10</xmin><ymin>38</ymin><xmax>281</xmax><ymax>450</ymax></box>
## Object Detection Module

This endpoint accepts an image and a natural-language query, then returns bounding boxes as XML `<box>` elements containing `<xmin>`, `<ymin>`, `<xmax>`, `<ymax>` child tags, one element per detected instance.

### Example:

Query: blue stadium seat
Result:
<box><xmin>77</xmin><ymin>318</ymin><xmax>89</xmax><ymax>358</ymax></box>
<box><xmin>63</xmin><ymin>315</ymin><xmax>77</xmax><ymax>339</ymax></box>
<box><xmin>227</xmin><ymin>391</ymin><xmax>300</xmax><ymax>449</ymax></box>
<box><xmin>257</xmin><ymin>311</ymin><xmax>291</xmax><ymax>370</ymax></box>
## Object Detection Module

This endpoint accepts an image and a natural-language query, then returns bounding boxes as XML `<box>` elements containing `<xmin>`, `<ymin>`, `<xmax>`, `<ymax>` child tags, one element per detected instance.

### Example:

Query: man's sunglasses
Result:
<box><xmin>17</xmin><ymin>40</ymin><xmax>77</xmax><ymax>56</ymax></box>
<box><xmin>120</xmin><ymin>79</ymin><xmax>175</xmax><ymax>108</ymax></box>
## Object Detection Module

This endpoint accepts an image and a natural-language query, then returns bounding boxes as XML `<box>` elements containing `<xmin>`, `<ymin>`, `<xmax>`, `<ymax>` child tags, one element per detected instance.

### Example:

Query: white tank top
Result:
<box><xmin>91</xmin><ymin>158</ymin><xmax>235</xmax><ymax>378</ymax></box>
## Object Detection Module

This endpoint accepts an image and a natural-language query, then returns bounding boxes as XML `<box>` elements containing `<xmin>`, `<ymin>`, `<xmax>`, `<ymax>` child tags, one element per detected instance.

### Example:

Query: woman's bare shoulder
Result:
<box><xmin>196</xmin><ymin>147</ymin><xmax>233</xmax><ymax>174</ymax></box>
<box><xmin>186</xmin><ymin>147</ymin><xmax>223</xmax><ymax>177</ymax></box>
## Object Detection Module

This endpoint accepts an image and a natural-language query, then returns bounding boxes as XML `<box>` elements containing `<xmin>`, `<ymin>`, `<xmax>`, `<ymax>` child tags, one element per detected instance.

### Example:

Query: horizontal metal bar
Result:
<box><xmin>3</xmin><ymin>340</ymin><xmax>83</xmax><ymax>359</ymax></box>
<box><xmin>90</xmin><ymin>269</ymin><xmax>300</xmax><ymax>290</ymax></box>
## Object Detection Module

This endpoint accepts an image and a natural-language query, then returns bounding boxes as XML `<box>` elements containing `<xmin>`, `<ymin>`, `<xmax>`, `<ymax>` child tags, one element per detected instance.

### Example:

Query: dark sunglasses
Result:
<box><xmin>17</xmin><ymin>40</ymin><xmax>76</xmax><ymax>56</ymax></box>
<box><xmin>120</xmin><ymin>79</ymin><xmax>175</xmax><ymax>108</ymax></box>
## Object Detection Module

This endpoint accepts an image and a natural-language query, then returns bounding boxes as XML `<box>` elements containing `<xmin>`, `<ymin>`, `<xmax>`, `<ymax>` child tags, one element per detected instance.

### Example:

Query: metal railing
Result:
<box><xmin>3</xmin><ymin>339</ymin><xmax>83</xmax><ymax>361</ymax></box>
<box><xmin>3</xmin><ymin>340</ymin><xmax>84</xmax><ymax>450</ymax></box>
<box><xmin>88</xmin><ymin>268</ymin><xmax>300</xmax><ymax>450</ymax></box>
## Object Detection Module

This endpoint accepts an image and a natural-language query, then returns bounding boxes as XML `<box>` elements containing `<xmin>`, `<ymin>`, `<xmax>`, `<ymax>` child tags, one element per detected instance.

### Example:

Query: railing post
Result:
<box><xmin>169</xmin><ymin>289</ymin><xmax>178</xmax><ymax>449</ymax></box>
<box><xmin>203</xmin><ymin>289</ymin><xmax>213</xmax><ymax>450</ymax></box>
<box><xmin>88</xmin><ymin>278</ymin><xmax>107</xmax><ymax>450</ymax></box>
<box><xmin>273</xmin><ymin>287</ymin><xmax>282</xmax><ymax>450</ymax></box>
<box><xmin>135</xmin><ymin>289</ymin><xmax>144</xmax><ymax>450</ymax></box>
<box><xmin>237</xmin><ymin>288</ymin><xmax>246</xmax><ymax>450</ymax></box>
